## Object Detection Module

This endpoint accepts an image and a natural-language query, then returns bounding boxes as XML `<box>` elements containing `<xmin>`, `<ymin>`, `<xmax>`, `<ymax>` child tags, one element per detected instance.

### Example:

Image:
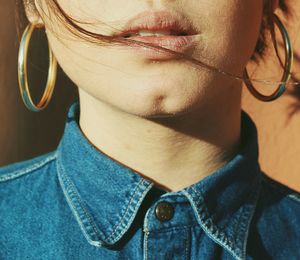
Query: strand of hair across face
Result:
<box><xmin>115</xmin><ymin>36</ymin><xmax>300</xmax><ymax>88</ymax></box>
<box><xmin>39</xmin><ymin>2</ymin><xmax>300</xmax><ymax>89</ymax></box>
<box><xmin>47</xmin><ymin>0</ymin><xmax>300</xmax><ymax>88</ymax></box>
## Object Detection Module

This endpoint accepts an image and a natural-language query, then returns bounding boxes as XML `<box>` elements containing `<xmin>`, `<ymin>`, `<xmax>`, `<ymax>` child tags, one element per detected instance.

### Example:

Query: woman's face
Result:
<box><xmin>32</xmin><ymin>0</ymin><xmax>263</xmax><ymax>118</ymax></box>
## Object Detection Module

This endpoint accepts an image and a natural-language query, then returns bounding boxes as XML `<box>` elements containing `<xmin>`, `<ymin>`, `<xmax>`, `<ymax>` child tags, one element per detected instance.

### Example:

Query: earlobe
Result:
<box><xmin>23</xmin><ymin>0</ymin><xmax>44</xmax><ymax>26</ymax></box>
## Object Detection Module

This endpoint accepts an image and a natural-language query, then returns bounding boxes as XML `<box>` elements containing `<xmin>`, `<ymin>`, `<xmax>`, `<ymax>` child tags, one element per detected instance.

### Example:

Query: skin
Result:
<box><xmin>24</xmin><ymin>0</ymin><xmax>278</xmax><ymax>191</ymax></box>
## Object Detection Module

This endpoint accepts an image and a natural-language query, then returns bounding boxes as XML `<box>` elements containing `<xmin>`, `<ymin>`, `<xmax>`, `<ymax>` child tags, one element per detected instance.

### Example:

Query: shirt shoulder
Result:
<box><xmin>259</xmin><ymin>173</ymin><xmax>300</xmax><ymax>210</ymax></box>
<box><xmin>0</xmin><ymin>150</ymin><xmax>60</xmax><ymax>228</ymax></box>
<box><xmin>0</xmin><ymin>150</ymin><xmax>57</xmax><ymax>184</ymax></box>
<box><xmin>261</xmin><ymin>173</ymin><xmax>300</xmax><ymax>203</ymax></box>
<box><xmin>247</xmin><ymin>173</ymin><xmax>300</xmax><ymax>258</ymax></box>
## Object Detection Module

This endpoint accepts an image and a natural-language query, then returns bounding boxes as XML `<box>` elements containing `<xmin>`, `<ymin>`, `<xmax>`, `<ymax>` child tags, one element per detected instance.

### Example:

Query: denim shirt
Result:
<box><xmin>1</xmin><ymin>100</ymin><xmax>300</xmax><ymax>260</ymax></box>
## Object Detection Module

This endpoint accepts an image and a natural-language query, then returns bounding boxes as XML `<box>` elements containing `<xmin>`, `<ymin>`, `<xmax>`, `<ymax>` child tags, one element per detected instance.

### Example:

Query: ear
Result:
<box><xmin>23</xmin><ymin>0</ymin><xmax>44</xmax><ymax>26</ymax></box>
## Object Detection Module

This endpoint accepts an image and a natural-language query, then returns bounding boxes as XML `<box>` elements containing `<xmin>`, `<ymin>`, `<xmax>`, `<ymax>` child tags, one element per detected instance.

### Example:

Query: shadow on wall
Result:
<box><xmin>242</xmin><ymin>1</ymin><xmax>300</xmax><ymax>192</ymax></box>
<box><xmin>0</xmin><ymin>0</ymin><xmax>78</xmax><ymax>166</ymax></box>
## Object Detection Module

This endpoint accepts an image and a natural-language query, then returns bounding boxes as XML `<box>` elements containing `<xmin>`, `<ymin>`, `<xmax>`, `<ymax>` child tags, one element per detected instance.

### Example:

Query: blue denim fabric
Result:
<box><xmin>1</xmin><ymin>99</ymin><xmax>300</xmax><ymax>260</ymax></box>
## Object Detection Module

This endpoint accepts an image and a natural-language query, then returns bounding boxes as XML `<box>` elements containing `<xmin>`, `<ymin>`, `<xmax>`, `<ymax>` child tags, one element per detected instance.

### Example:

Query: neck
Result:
<box><xmin>78</xmin><ymin>87</ymin><xmax>242</xmax><ymax>192</ymax></box>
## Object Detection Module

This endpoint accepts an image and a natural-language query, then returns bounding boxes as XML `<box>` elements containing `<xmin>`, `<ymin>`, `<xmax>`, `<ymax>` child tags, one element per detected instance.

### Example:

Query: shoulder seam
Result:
<box><xmin>0</xmin><ymin>152</ymin><xmax>57</xmax><ymax>183</ymax></box>
<box><xmin>261</xmin><ymin>175</ymin><xmax>300</xmax><ymax>204</ymax></box>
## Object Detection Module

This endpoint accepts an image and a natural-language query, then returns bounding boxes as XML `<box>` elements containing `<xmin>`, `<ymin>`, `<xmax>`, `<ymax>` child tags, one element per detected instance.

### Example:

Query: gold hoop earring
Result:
<box><xmin>243</xmin><ymin>13</ymin><xmax>294</xmax><ymax>102</ymax></box>
<box><xmin>18</xmin><ymin>22</ymin><xmax>57</xmax><ymax>112</ymax></box>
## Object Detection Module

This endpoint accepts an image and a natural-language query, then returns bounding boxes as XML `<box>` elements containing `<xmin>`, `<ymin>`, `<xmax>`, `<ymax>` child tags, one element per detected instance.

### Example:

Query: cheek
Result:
<box><xmin>197</xmin><ymin>1</ymin><xmax>263</xmax><ymax>74</ymax></box>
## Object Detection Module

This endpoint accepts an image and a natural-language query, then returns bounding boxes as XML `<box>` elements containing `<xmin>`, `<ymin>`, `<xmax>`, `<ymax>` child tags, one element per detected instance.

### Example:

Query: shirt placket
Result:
<box><xmin>143</xmin><ymin>196</ymin><xmax>196</xmax><ymax>260</ymax></box>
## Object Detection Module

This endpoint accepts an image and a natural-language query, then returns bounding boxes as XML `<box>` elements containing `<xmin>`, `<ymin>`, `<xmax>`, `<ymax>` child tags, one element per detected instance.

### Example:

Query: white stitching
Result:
<box><xmin>185</xmin><ymin>228</ymin><xmax>190</xmax><ymax>260</ymax></box>
<box><xmin>56</xmin><ymin>154</ymin><xmax>104</xmax><ymax>242</ymax></box>
<box><xmin>143</xmin><ymin>209</ymin><xmax>151</xmax><ymax>260</ymax></box>
<box><xmin>56</xmin><ymin>162</ymin><xmax>103</xmax><ymax>247</ymax></box>
<box><xmin>0</xmin><ymin>152</ymin><xmax>57</xmax><ymax>182</ymax></box>
<box><xmin>106</xmin><ymin>181</ymin><xmax>153</xmax><ymax>243</ymax></box>
<box><xmin>106</xmin><ymin>179</ymin><xmax>144</xmax><ymax>240</ymax></box>
<box><xmin>288</xmin><ymin>194</ymin><xmax>300</xmax><ymax>203</ymax></box>
<box><xmin>182</xmin><ymin>189</ymin><xmax>243</xmax><ymax>260</ymax></box>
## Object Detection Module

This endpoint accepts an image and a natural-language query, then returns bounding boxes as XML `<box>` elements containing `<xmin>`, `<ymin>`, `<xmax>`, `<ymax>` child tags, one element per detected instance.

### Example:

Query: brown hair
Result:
<box><xmin>15</xmin><ymin>0</ymin><xmax>290</xmax><ymax>83</ymax></box>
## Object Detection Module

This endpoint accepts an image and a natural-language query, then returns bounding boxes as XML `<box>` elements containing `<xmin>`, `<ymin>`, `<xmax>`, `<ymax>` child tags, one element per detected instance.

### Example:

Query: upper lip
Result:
<box><xmin>113</xmin><ymin>10</ymin><xmax>197</xmax><ymax>37</ymax></box>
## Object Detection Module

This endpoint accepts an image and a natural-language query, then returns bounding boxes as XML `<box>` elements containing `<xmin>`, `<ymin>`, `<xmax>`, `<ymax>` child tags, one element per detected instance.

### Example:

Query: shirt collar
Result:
<box><xmin>56</xmin><ymin>99</ymin><xmax>262</xmax><ymax>260</ymax></box>
<box><xmin>181</xmin><ymin>109</ymin><xmax>262</xmax><ymax>260</ymax></box>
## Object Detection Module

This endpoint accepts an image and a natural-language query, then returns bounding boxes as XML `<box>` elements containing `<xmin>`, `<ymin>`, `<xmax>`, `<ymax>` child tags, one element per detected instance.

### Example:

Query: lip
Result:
<box><xmin>121</xmin><ymin>35</ymin><xmax>198</xmax><ymax>60</ymax></box>
<box><xmin>113</xmin><ymin>10</ymin><xmax>199</xmax><ymax>60</ymax></box>
<box><xmin>114</xmin><ymin>10</ymin><xmax>198</xmax><ymax>37</ymax></box>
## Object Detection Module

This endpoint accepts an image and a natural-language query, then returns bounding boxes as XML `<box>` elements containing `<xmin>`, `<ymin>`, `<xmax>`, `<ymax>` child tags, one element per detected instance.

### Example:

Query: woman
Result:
<box><xmin>1</xmin><ymin>0</ymin><xmax>299</xmax><ymax>259</ymax></box>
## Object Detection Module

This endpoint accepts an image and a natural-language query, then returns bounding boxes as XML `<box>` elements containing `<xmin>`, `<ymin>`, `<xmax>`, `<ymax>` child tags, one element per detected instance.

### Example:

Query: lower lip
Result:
<box><xmin>118</xmin><ymin>35</ymin><xmax>198</xmax><ymax>60</ymax></box>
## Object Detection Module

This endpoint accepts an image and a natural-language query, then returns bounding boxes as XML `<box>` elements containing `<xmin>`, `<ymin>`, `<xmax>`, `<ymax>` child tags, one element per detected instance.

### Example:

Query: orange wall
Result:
<box><xmin>242</xmin><ymin>1</ymin><xmax>300</xmax><ymax>192</ymax></box>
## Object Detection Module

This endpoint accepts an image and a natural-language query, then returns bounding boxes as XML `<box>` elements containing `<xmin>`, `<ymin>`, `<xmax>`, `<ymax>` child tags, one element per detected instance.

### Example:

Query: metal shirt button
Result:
<box><xmin>155</xmin><ymin>201</ymin><xmax>174</xmax><ymax>222</ymax></box>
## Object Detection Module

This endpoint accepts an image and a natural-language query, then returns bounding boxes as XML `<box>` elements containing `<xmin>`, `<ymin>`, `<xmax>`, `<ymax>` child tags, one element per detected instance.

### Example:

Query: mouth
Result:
<box><xmin>113</xmin><ymin>10</ymin><xmax>198</xmax><ymax>60</ymax></box>
<box><xmin>113</xmin><ymin>10</ymin><xmax>198</xmax><ymax>38</ymax></box>
<box><xmin>121</xmin><ymin>30</ymin><xmax>190</xmax><ymax>38</ymax></box>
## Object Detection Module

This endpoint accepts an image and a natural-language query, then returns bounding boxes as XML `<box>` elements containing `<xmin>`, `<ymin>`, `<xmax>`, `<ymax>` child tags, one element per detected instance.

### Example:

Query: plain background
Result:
<box><xmin>1</xmin><ymin>0</ymin><xmax>300</xmax><ymax>192</ymax></box>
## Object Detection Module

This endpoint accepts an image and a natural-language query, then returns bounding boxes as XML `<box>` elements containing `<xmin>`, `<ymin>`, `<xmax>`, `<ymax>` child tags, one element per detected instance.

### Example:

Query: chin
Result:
<box><xmin>117</xmin><ymin>93</ymin><xmax>202</xmax><ymax>119</ymax></box>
